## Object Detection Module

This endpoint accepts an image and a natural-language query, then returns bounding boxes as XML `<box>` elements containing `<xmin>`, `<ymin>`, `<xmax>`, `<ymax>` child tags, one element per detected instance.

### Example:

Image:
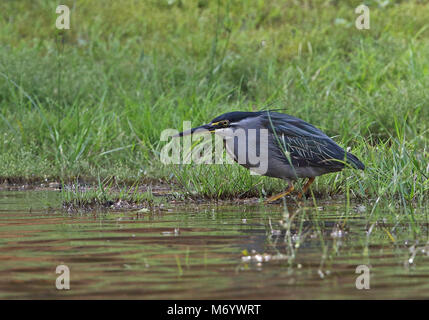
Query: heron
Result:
<box><xmin>175</xmin><ymin>110</ymin><xmax>364</xmax><ymax>202</ymax></box>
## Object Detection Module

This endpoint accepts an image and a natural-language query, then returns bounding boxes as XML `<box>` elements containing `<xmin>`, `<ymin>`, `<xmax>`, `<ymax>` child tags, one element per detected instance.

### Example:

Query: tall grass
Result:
<box><xmin>0</xmin><ymin>0</ymin><xmax>427</xmax><ymax>204</ymax></box>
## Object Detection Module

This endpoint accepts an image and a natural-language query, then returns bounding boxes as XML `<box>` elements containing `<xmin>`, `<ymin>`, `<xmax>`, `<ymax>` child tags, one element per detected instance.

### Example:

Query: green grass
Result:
<box><xmin>0</xmin><ymin>0</ymin><xmax>428</xmax><ymax>205</ymax></box>
<box><xmin>61</xmin><ymin>177</ymin><xmax>159</xmax><ymax>211</ymax></box>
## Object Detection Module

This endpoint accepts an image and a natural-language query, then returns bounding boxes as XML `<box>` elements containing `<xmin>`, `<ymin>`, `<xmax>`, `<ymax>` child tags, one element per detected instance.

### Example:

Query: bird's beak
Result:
<box><xmin>173</xmin><ymin>123</ymin><xmax>218</xmax><ymax>137</ymax></box>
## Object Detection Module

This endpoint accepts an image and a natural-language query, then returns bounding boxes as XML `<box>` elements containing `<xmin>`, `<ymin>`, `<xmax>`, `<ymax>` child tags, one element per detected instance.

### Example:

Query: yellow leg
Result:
<box><xmin>265</xmin><ymin>183</ymin><xmax>294</xmax><ymax>203</ymax></box>
<box><xmin>297</xmin><ymin>177</ymin><xmax>315</xmax><ymax>200</ymax></box>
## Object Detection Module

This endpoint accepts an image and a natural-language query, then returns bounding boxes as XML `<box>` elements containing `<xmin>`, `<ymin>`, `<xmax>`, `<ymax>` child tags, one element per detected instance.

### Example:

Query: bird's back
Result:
<box><xmin>225</xmin><ymin>111</ymin><xmax>364</xmax><ymax>180</ymax></box>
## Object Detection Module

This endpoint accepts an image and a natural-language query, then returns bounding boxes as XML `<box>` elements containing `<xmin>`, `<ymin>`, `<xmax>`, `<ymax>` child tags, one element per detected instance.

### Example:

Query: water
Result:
<box><xmin>0</xmin><ymin>190</ymin><xmax>428</xmax><ymax>299</ymax></box>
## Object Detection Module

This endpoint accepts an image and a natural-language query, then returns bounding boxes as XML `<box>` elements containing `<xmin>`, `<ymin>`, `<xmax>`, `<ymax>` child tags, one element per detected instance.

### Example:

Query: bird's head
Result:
<box><xmin>174</xmin><ymin>111</ymin><xmax>260</xmax><ymax>137</ymax></box>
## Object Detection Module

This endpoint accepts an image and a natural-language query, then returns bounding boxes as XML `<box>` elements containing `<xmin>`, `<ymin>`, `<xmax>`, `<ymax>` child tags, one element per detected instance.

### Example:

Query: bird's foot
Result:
<box><xmin>297</xmin><ymin>177</ymin><xmax>315</xmax><ymax>200</ymax></box>
<box><xmin>264</xmin><ymin>185</ymin><xmax>295</xmax><ymax>204</ymax></box>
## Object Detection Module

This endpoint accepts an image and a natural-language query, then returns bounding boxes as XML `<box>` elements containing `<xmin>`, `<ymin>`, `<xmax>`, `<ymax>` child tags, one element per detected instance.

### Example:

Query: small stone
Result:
<box><xmin>49</xmin><ymin>182</ymin><xmax>60</xmax><ymax>189</ymax></box>
<box><xmin>254</xmin><ymin>254</ymin><xmax>263</xmax><ymax>263</ymax></box>
<box><xmin>241</xmin><ymin>256</ymin><xmax>251</xmax><ymax>262</ymax></box>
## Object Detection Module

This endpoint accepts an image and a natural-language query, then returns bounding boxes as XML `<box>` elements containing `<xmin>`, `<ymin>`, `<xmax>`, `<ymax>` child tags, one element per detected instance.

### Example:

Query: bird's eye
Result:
<box><xmin>220</xmin><ymin>120</ymin><xmax>229</xmax><ymax>127</ymax></box>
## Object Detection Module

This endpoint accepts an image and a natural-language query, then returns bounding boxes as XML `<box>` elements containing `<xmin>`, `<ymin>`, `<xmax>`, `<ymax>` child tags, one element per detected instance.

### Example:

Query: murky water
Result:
<box><xmin>0</xmin><ymin>190</ymin><xmax>428</xmax><ymax>299</ymax></box>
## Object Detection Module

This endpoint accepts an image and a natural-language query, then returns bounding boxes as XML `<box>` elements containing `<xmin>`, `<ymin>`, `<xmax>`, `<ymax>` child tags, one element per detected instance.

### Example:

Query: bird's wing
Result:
<box><xmin>261</xmin><ymin>112</ymin><xmax>347</xmax><ymax>169</ymax></box>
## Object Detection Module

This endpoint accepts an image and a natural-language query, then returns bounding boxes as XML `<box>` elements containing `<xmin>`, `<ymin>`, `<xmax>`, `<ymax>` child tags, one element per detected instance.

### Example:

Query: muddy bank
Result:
<box><xmin>0</xmin><ymin>175</ymin><xmax>168</xmax><ymax>191</ymax></box>
<box><xmin>0</xmin><ymin>177</ymin><xmax>364</xmax><ymax>213</ymax></box>
<box><xmin>0</xmin><ymin>178</ymin><xmax>171</xmax><ymax>193</ymax></box>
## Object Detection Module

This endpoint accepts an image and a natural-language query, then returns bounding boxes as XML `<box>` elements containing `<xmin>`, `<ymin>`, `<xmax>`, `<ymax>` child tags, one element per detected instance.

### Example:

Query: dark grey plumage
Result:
<box><xmin>175</xmin><ymin>110</ymin><xmax>364</xmax><ymax>201</ymax></box>
<box><xmin>219</xmin><ymin>111</ymin><xmax>364</xmax><ymax>179</ymax></box>
<box><xmin>260</xmin><ymin>111</ymin><xmax>365</xmax><ymax>172</ymax></box>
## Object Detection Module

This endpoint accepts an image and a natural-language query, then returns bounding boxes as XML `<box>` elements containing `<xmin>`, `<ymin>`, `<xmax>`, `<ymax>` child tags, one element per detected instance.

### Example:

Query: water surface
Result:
<box><xmin>0</xmin><ymin>190</ymin><xmax>428</xmax><ymax>299</ymax></box>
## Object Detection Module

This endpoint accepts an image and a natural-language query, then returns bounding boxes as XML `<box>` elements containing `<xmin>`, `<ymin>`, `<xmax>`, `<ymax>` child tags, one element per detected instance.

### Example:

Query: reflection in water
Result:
<box><xmin>0</xmin><ymin>190</ymin><xmax>428</xmax><ymax>299</ymax></box>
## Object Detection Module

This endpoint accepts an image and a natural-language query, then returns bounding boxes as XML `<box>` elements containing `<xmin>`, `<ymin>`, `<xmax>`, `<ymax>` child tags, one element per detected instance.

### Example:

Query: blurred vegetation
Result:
<box><xmin>0</xmin><ymin>0</ymin><xmax>427</xmax><ymax>204</ymax></box>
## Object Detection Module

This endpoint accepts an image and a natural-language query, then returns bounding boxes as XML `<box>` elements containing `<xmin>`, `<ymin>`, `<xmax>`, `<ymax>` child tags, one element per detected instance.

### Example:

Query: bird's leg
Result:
<box><xmin>265</xmin><ymin>182</ymin><xmax>294</xmax><ymax>203</ymax></box>
<box><xmin>297</xmin><ymin>177</ymin><xmax>315</xmax><ymax>200</ymax></box>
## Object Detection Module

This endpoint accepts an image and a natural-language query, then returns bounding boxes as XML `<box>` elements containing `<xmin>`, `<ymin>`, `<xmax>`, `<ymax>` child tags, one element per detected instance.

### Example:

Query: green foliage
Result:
<box><xmin>0</xmin><ymin>0</ymin><xmax>428</xmax><ymax>204</ymax></box>
<box><xmin>61</xmin><ymin>177</ymin><xmax>157</xmax><ymax>211</ymax></box>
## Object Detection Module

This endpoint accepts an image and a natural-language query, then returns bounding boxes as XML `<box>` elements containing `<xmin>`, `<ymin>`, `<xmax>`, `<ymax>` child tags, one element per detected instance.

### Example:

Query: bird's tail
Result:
<box><xmin>346</xmin><ymin>152</ymin><xmax>365</xmax><ymax>170</ymax></box>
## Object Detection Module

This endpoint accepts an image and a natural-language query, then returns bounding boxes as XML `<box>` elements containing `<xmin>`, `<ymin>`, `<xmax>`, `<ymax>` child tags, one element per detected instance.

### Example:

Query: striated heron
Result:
<box><xmin>175</xmin><ymin>111</ymin><xmax>364</xmax><ymax>202</ymax></box>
